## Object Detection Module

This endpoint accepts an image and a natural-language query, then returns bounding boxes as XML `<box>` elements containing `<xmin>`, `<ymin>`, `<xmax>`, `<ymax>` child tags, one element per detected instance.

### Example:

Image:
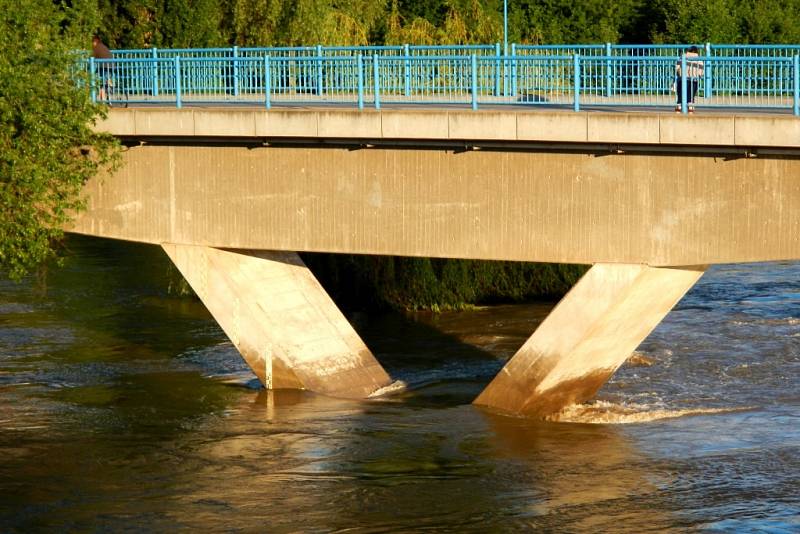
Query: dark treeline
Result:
<box><xmin>96</xmin><ymin>0</ymin><xmax>800</xmax><ymax>49</ymax></box>
<box><xmin>301</xmin><ymin>254</ymin><xmax>586</xmax><ymax>311</ymax></box>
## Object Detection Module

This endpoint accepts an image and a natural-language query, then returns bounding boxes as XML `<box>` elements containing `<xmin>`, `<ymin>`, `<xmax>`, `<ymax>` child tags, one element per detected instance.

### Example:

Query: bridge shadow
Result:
<box><xmin>352</xmin><ymin>303</ymin><xmax>552</xmax><ymax>407</ymax></box>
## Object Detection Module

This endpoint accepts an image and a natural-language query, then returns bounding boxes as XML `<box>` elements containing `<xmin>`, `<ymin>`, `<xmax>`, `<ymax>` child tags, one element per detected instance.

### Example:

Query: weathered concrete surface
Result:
<box><xmin>516</xmin><ymin>113</ymin><xmax>588</xmax><ymax>142</ymax></box>
<box><xmin>162</xmin><ymin>244</ymin><xmax>392</xmax><ymax>398</ymax></box>
<box><xmin>133</xmin><ymin>109</ymin><xmax>195</xmax><ymax>136</ymax></box>
<box><xmin>474</xmin><ymin>263</ymin><xmax>706</xmax><ymax>418</ymax></box>
<box><xmin>587</xmin><ymin>114</ymin><xmax>660</xmax><ymax>144</ymax></box>
<box><xmin>318</xmin><ymin>110</ymin><xmax>382</xmax><ymax>138</ymax></box>
<box><xmin>659</xmin><ymin>115</ymin><xmax>736</xmax><ymax>145</ymax></box>
<box><xmin>71</xmin><ymin>144</ymin><xmax>800</xmax><ymax>266</ymax></box>
<box><xmin>381</xmin><ymin>111</ymin><xmax>450</xmax><ymax>139</ymax></box>
<box><xmin>95</xmin><ymin>108</ymin><xmax>800</xmax><ymax>148</ymax></box>
<box><xmin>734</xmin><ymin>116</ymin><xmax>800</xmax><ymax>147</ymax></box>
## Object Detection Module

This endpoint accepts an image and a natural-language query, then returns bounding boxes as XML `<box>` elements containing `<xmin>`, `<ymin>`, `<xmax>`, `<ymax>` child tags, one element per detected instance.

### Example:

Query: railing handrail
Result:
<box><xmin>85</xmin><ymin>46</ymin><xmax>800</xmax><ymax>117</ymax></box>
<box><xmin>90</xmin><ymin>54</ymin><xmax>795</xmax><ymax>63</ymax></box>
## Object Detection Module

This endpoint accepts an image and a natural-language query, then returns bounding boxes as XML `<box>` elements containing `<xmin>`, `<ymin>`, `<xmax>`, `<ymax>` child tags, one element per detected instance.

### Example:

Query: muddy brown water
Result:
<box><xmin>1</xmin><ymin>236</ymin><xmax>798</xmax><ymax>531</ymax></box>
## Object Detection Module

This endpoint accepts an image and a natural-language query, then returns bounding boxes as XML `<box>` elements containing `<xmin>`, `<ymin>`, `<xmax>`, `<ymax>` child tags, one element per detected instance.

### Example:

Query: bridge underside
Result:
<box><xmin>71</xmin><ymin>141</ymin><xmax>800</xmax><ymax>417</ymax></box>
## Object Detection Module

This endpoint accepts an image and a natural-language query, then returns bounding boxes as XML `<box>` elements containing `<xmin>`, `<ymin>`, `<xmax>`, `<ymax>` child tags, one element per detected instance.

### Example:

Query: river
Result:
<box><xmin>1</xmin><ymin>236</ymin><xmax>798</xmax><ymax>531</ymax></box>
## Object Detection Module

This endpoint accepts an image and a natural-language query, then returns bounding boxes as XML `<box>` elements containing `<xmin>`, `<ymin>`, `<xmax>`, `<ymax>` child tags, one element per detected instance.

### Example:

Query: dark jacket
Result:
<box><xmin>92</xmin><ymin>39</ymin><xmax>112</xmax><ymax>60</ymax></box>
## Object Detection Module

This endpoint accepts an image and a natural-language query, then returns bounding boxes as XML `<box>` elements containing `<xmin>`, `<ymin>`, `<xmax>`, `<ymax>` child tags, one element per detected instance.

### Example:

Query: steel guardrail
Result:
<box><xmin>85</xmin><ymin>44</ymin><xmax>800</xmax><ymax>115</ymax></box>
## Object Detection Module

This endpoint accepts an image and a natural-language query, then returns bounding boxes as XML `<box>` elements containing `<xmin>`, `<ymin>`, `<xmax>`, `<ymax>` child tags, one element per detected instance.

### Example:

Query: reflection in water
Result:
<box><xmin>483</xmin><ymin>412</ymin><xmax>670</xmax><ymax>531</ymax></box>
<box><xmin>0</xmin><ymin>236</ymin><xmax>799</xmax><ymax>531</ymax></box>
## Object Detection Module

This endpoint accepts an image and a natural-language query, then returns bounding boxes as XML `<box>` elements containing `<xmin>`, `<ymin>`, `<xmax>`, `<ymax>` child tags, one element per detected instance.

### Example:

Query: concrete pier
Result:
<box><xmin>474</xmin><ymin>263</ymin><xmax>706</xmax><ymax>417</ymax></box>
<box><xmin>163</xmin><ymin>244</ymin><xmax>392</xmax><ymax>398</ymax></box>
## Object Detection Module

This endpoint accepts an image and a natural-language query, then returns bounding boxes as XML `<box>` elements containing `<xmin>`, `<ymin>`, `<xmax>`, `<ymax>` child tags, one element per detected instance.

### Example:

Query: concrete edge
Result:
<box><xmin>97</xmin><ymin>108</ymin><xmax>800</xmax><ymax>148</ymax></box>
<box><xmin>733</xmin><ymin>115</ymin><xmax>800</xmax><ymax>147</ymax></box>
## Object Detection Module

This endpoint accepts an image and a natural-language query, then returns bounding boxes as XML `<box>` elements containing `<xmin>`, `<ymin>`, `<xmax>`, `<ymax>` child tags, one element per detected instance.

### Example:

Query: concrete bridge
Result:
<box><xmin>72</xmin><ymin>107</ymin><xmax>800</xmax><ymax>418</ymax></box>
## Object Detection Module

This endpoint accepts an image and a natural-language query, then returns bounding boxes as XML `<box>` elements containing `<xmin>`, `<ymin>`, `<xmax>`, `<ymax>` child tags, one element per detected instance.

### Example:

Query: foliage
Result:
<box><xmin>230</xmin><ymin>0</ymin><xmax>285</xmax><ymax>46</ymax></box>
<box><xmin>0</xmin><ymin>0</ymin><xmax>118</xmax><ymax>281</ymax></box>
<box><xmin>504</xmin><ymin>0</ymin><xmax>644</xmax><ymax>44</ymax></box>
<box><xmin>737</xmin><ymin>0</ymin><xmax>800</xmax><ymax>43</ymax></box>
<box><xmin>233</xmin><ymin>0</ymin><xmax>390</xmax><ymax>46</ymax></box>
<box><xmin>95</xmin><ymin>0</ymin><xmax>228</xmax><ymax>47</ymax></box>
<box><xmin>94</xmin><ymin>0</ymin><xmax>800</xmax><ymax>48</ymax></box>
<box><xmin>648</xmin><ymin>0</ymin><xmax>740</xmax><ymax>43</ymax></box>
<box><xmin>303</xmin><ymin>254</ymin><xmax>587</xmax><ymax>311</ymax></box>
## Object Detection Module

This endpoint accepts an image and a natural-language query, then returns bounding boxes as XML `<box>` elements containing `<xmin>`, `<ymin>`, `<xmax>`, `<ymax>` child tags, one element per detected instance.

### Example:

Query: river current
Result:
<box><xmin>1</xmin><ymin>236</ymin><xmax>798</xmax><ymax>531</ymax></box>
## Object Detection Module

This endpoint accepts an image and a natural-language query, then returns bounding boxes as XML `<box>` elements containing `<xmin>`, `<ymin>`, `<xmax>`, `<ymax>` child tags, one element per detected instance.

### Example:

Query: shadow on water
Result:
<box><xmin>43</xmin><ymin>235</ymin><xmax>220</xmax><ymax>355</ymax></box>
<box><xmin>356</xmin><ymin>303</ymin><xmax>551</xmax><ymax>408</ymax></box>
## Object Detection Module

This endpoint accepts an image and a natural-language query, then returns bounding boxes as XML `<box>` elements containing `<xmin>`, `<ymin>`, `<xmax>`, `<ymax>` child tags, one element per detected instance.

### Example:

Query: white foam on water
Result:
<box><xmin>368</xmin><ymin>380</ymin><xmax>408</xmax><ymax>398</ymax></box>
<box><xmin>626</xmin><ymin>351</ymin><xmax>655</xmax><ymax>367</ymax></box>
<box><xmin>545</xmin><ymin>400</ymin><xmax>752</xmax><ymax>425</ymax></box>
<box><xmin>732</xmin><ymin>317</ymin><xmax>800</xmax><ymax>326</ymax></box>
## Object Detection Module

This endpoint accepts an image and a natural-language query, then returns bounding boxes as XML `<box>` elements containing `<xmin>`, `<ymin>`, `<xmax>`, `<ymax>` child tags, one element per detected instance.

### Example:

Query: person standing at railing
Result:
<box><xmin>674</xmin><ymin>45</ymin><xmax>704</xmax><ymax>112</ymax></box>
<box><xmin>92</xmin><ymin>35</ymin><xmax>113</xmax><ymax>103</ymax></box>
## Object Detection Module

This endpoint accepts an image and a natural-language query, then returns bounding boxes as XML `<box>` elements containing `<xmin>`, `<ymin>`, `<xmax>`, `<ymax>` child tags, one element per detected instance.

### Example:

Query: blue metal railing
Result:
<box><xmin>86</xmin><ymin>43</ymin><xmax>800</xmax><ymax>115</ymax></box>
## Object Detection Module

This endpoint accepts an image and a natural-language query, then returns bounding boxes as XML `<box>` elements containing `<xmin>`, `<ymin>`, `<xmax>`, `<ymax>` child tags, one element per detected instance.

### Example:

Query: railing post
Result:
<box><xmin>573</xmin><ymin>54</ymin><xmax>581</xmax><ymax>112</ymax></box>
<box><xmin>705</xmin><ymin>42</ymin><xmax>713</xmax><ymax>99</ymax></box>
<box><xmin>680</xmin><ymin>54</ymin><xmax>688</xmax><ymax>114</ymax></box>
<box><xmin>373</xmin><ymin>54</ymin><xmax>380</xmax><ymax>110</ymax></box>
<box><xmin>511</xmin><ymin>43</ymin><xmax>517</xmax><ymax>97</ymax></box>
<box><xmin>151</xmin><ymin>47</ymin><xmax>159</xmax><ymax>96</ymax></box>
<box><xmin>494</xmin><ymin>43</ymin><xmax>501</xmax><ymax>97</ymax></box>
<box><xmin>316</xmin><ymin>44</ymin><xmax>324</xmax><ymax>96</ymax></box>
<box><xmin>605</xmin><ymin>42</ymin><xmax>612</xmax><ymax>98</ymax></box>
<box><xmin>794</xmin><ymin>55</ymin><xmax>799</xmax><ymax>116</ymax></box>
<box><xmin>264</xmin><ymin>55</ymin><xmax>271</xmax><ymax>109</ymax></box>
<box><xmin>403</xmin><ymin>44</ymin><xmax>411</xmax><ymax>97</ymax></box>
<box><xmin>89</xmin><ymin>57</ymin><xmax>97</xmax><ymax>103</ymax></box>
<box><xmin>174</xmin><ymin>56</ymin><xmax>182</xmax><ymax>109</ymax></box>
<box><xmin>471</xmin><ymin>54</ymin><xmax>478</xmax><ymax>110</ymax></box>
<box><xmin>357</xmin><ymin>54</ymin><xmax>364</xmax><ymax>110</ymax></box>
<box><xmin>232</xmin><ymin>46</ymin><xmax>239</xmax><ymax>97</ymax></box>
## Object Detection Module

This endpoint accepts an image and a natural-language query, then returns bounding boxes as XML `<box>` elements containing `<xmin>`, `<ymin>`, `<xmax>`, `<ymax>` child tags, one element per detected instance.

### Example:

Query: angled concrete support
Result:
<box><xmin>474</xmin><ymin>263</ymin><xmax>706</xmax><ymax>418</ymax></box>
<box><xmin>162</xmin><ymin>244</ymin><xmax>392</xmax><ymax>398</ymax></box>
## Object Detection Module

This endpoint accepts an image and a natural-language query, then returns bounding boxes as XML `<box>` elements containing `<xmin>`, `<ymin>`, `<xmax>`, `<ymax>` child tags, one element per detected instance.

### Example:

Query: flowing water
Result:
<box><xmin>0</xmin><ymin>236</ymin><xmax>798</xmax><ymax>532</ymax></box>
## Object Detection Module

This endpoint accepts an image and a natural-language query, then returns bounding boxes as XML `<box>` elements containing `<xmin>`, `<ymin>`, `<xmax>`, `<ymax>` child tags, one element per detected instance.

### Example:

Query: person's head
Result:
<box><xmin>688</xmin><ymin>45</ymin><xmax>699</xmax><ymax>54</ymax></box>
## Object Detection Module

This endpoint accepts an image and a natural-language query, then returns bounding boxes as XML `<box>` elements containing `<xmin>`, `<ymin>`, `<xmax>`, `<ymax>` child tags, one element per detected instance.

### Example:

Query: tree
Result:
<box><xmin>506</xmin><ymin>0</ymin><xmax>643</xmax><ymax>44</ymax></box>
<box><xmin>385</xmin><ymin>0</ymin><xmax>443</xmax><ymax>44</ymax></box>
<box><xmin>738</xmin><ymin>0</ymin><xmax>800</xmax><ymax>43</ymax></box>
<box><xmin>232</xmin><ymin>0</ymin><xmax>287</xmax><ymax>45</ymax></box>
<box><xmin>96</xmin><ymin>0</ymin><xmax>229</xmax><ymax>48</ymax></box>
<box><xmin>648</xmin><ymin>0</ymin><xmax>740</xmax><ymax>43</ymax></box>
<box><xmin>0</xmin><ymin>0</ymin><xmax>118</xmax><ymax>281</ymax></box>
<box><xmin>158</xmin><ymin>0</ymin><xmax>228</xmax><ymax>47</ymax></box>
<box><xmin>441</xmin><ymin>0</ymin><xmax>502</xmax><ymax>43</ymax></box>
